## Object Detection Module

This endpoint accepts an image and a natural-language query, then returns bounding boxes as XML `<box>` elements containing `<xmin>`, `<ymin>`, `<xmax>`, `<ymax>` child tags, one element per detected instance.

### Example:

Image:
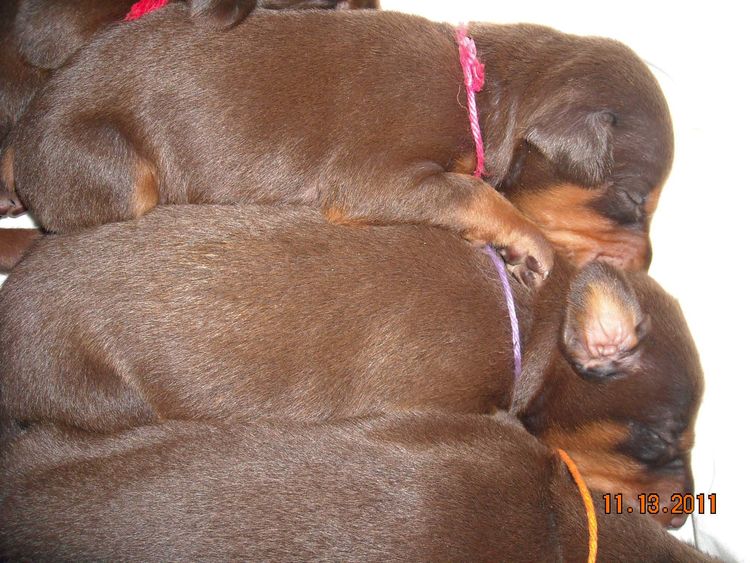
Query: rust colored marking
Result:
<box><xmin>131</xmin><ymin>156</ymin><xmax>158</xmax><ymax>218</ymax></box>
<box><xmin>323</xmin><ymin>206</ymin><xmax>372</xmax><ymax>227</ymax></box>
<box><xmin>513</xmin><ymin>183</ymin><xmax>650</xmax><ymax>270</ymax></box>
<box><xmin>454</xmin><ymin>182</ymin><xmax>535</xmax><ymax>247</ymax></box>
<box><xmin>448</xmin><ymin>152</ymin><xmax>478</xmax><ymax>175</ymax></box>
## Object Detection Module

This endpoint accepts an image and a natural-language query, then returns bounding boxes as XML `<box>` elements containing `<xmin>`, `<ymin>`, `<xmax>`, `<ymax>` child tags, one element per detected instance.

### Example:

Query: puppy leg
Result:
<box><xmin>12</xmin><ymin>122</ymin><xmax>158</xmax><ymax>233</ymax></box>
<box><xmin>323</xmin><ymin>170</ymin><xmax>553</xmax><ymax>287</ymax></box>
<box><xmin>0</xmin><ymin>228</ymin><xmax>41</xmax><ymax>273</ymax></box>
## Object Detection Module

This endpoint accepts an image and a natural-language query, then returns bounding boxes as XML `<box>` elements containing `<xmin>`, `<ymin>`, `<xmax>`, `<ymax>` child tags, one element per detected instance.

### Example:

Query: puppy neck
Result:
<box><xmin>509</xmin><ymin>256</ymin><xmax>577</xmax><ymax>415</ymax></box>
<box><xmin>469</xmin><ymin>23</ymin><xmax>560</xmax><ymax>187</ymax></box>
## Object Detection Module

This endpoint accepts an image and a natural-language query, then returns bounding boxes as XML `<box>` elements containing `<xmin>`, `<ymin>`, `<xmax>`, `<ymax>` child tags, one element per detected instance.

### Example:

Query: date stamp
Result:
<box><xmin>603</xmin><ymin>493</ymin><xmax>717</xmax><ymax>515</ymax></box>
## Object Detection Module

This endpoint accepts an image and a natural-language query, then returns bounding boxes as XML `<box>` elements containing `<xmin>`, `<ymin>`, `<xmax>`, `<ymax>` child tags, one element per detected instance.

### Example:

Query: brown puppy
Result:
<box><xmin>0</xmin><ymin>415</ymin><xmax>714</xmax><ymax>561</ymax></box>
<box><xmin>3</xmin><ymin>9</ymin><xmax>672</xmax><ymax>285</ymax></box>
<box><xmin>0</xmin><ymin>205</ymin><xmax>703</xmax><ymax>527</ymax></box>
<box><xmin>0</xmin><ymin>0</ymin><xmax>380</xmax><ymax>216</ymax></box>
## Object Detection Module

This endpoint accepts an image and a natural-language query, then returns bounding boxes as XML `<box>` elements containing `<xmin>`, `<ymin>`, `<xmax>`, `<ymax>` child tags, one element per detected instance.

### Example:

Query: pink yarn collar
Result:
<box><xmin>456</xmin><ymin>25</ymin><xmax>522</xmax><ymax>380</ymax></box>
<box><xmin>455</xmin><ymin>25</ymin><xmax>486</xmax><ymax>178</ymax></box>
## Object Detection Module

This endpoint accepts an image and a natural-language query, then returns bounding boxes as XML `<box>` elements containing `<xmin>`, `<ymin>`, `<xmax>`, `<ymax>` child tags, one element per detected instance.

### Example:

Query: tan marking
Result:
<box><xmin>513</xmin><ymin>183</ymin><xmax>650</xmax><ymax>270</ymax></box>
<box><xmin>131</xmin><ymin>157</ymin><xmax>158</xmax><ymax>218</ymax></box>
<box><xmin>1</xmin><ymin>147</ymin><xmax>14</xmax><ymax>191</ymax></box>
<box><xmin>448</xmin><ymin>152</ymin><xmax>477</xmax><ymax>175</ymax></box>
<box><xmin>323</xmin><ymin>206</ymin><xmax>370</xmax><ymax>227</ymax></box>
<box><xmin>454</xmin><ymin>182</ymin><xmax>540</xmax><ymax>247</ymax></box>
<box><xmin>543</xmin><ymin>422</ymin><xmax>693</xmax><ymax>527</ymax></box>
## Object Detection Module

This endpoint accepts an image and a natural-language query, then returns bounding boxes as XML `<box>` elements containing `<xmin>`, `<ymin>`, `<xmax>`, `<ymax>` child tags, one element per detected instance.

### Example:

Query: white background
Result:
<box><xmin>2</xmin><ymin>1</ymin><xmax>748</xmax><ymax>559</ymax></box>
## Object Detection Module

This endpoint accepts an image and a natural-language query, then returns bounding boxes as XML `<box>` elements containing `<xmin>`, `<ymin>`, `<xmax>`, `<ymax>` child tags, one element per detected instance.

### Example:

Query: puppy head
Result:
<box><xmin>500</xmin><ymin>34</ymin><xmax>673</xmax><ymax>271</ymax></box>
<box><xmin>520</xmin><ymin>262</ymin><xmax>703</xmax><ymax>528</ymax></box>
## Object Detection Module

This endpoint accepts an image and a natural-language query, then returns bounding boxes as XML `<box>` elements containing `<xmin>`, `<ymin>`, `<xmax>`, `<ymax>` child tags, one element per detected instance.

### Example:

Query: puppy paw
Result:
<box><xmin>455</xmin><ymin>181</ymin><xmax>555</xmax><ymax>288</ymax></box>
<box><xmin>493</xmin><ymin>227</ymin><xmax>554</xmax><ymax>289</ymax></box>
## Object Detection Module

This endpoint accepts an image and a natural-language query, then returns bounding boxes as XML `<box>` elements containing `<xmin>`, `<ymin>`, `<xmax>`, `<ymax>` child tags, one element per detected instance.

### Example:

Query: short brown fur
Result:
<box><xmin>0</xmin><ymin>227</ymin><xmax>39</xmax><ymax>273</ymax></box>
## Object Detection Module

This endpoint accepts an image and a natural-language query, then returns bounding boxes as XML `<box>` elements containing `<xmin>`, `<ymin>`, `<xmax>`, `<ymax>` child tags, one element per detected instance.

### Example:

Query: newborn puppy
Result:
<box><xmin>0</xmin><ymin>414</ymin><xmax>714</xmax><ymax>561</ymax></box>
<box><xmin>3</xmin><ymin>9</ymin><xmax>672</xmax><ymax>284</ymax></box>
<box><xmin>0</xmin><ymin>0</ymin><xmax>379</xmax><ymax>215</ymax></box>
<box><xmin>0</xmin><ymin>205</ymin><xmax>703</xmax><ymax>527</ymax></box>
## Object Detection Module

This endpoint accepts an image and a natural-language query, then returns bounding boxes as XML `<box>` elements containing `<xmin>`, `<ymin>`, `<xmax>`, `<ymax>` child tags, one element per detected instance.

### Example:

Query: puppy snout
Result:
<box><xmin>655</xmin><ymin>471</ymin><xmax>694</xmax><ymax>529</ymax></box>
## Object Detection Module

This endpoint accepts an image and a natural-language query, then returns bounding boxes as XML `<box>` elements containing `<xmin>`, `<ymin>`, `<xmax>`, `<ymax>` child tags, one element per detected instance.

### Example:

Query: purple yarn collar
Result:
<box><xmin>483</xmin><ymin>245</ymin><xmax>522</xmax><ymax>380</ymax></box>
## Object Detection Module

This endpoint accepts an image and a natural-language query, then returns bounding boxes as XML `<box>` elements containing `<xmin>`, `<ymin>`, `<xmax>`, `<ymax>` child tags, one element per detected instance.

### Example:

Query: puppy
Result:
<box><xmin>0</xmin><ymin>0</ymin><xmax>380</xmax><ymax>216</ymax></box>
<box><xmin>2</xmin><ymin>9</ymin><xmax>673</xmax><ymax>285</ymax></box>
<box><xmin>0</xmin><ymin>414</ymin><xmax>715</xmax><ymax>561</ymax></box>
<box><xmin>0</xmin><ymin>205</ymin><xmax>703</xmax><ymax>527</ymax></box>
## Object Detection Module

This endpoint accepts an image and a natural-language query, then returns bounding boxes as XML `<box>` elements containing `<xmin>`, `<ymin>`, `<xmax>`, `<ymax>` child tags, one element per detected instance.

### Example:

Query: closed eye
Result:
<box><xmin>660</xmin><ymin>457</ymin><xmax>685</xmax><ymax>471</ymax></box>
<box><xmin>622</xmin><ymin>423</ymin><xmax>672</xmax><ymax>464</ymax></box>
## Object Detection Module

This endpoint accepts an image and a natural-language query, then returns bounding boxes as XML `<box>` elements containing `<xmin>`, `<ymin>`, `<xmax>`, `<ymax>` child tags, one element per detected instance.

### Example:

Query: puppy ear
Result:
<box><xmin>562</xmin><ymin>262</ymin><xmax>650</xmax><ymax>379</ymax></box>
<box><xmin>525</xmin><ymin>108</ymin><xmax>615</xmax><ymax>187</ymax></box>
<box><xmin>188</xmin><ymin>0</ymin><xmax>257</xmax><ymax>29</ymax></box>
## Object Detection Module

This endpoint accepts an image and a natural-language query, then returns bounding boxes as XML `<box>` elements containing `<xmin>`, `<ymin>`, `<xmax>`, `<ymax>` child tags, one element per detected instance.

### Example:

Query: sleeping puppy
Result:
<box><xmin>0</xmin><ymin>414</ymin><xmax>715</xmax><ymax>561</ymax></box>
<box><xmin>2</xmin><ymin>8</ymin><xmax>672</xmax><ymax>284</ymax></box>
<box><xmin>0</xmin><ymin>0</ymin><xmax>379</xmax><ymax>190</ymax></box>
<box><xmin>0</xmin><ymin>205</ymin><xmax>703</xmax><ymax>527</ymax></box>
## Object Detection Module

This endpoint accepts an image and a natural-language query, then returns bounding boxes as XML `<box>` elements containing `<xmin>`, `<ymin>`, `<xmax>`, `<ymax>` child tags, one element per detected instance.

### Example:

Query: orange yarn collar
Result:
<box><xmin>557</xmin><ymin>448</ymin><xmax>598</xmax><ymax>563</ymax></box>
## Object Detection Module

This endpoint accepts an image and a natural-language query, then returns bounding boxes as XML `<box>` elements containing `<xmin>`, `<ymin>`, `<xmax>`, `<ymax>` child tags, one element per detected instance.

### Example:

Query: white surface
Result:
<box><xmin>0</xmin><ymin>213</ymin><xmax>34</xmax><ymax>281</ymax></box>
<box><xmin>2</xmin><ymin>1</ymin><xmax>748</xmax><ymax>559</ymax></box>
